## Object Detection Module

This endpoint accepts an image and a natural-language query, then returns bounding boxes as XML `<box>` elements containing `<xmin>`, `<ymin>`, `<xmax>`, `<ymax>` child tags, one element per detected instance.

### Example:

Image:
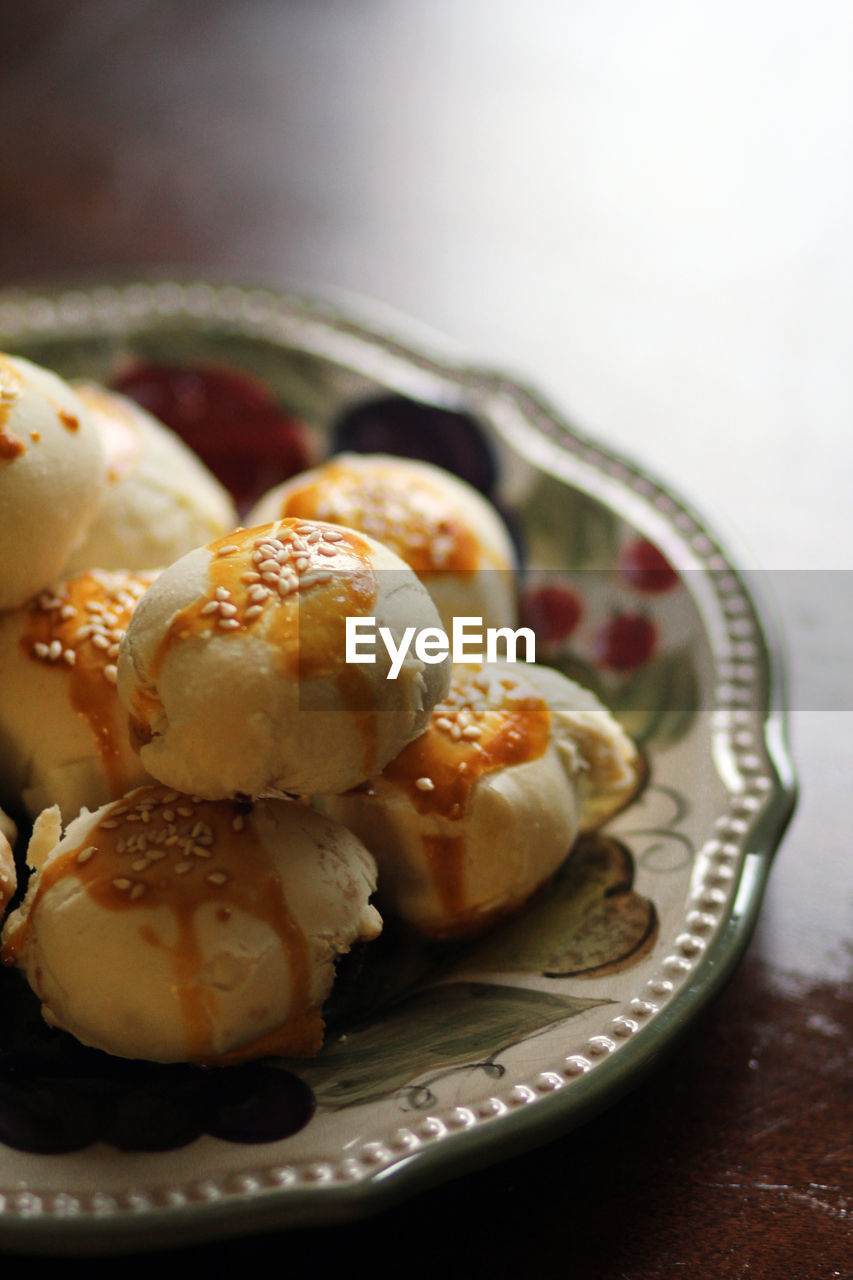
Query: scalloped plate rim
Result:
<box><xmin>0</xmin><ymin>278</ymin><xmax>797</xmax><ymax>1254</ymax></box>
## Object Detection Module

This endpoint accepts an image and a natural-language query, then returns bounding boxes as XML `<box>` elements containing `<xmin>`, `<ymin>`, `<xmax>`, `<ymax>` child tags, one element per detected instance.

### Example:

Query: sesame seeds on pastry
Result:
<box><xmin>117</xmin><ymin>519</ymin><xmax>452</xmax><ymax>799</ymax></box>
<box><xmin>318</xmin><ymin>661</ymin><xmax>641</xmax><ymax>939</ymax></box>
<box><xmin>0</xmin><ymin>569</ymin><xmax>157</xmax><ymax>820</ymax></box>
<box><xmin>248</xmin><ymin>453</ymin><xmax>518</xmax><ymax>632</ymax></box>
<box><xmin>2</xmin><ymin>788</ymin><xmax>381</xmax><ymax>1063</ymax></box>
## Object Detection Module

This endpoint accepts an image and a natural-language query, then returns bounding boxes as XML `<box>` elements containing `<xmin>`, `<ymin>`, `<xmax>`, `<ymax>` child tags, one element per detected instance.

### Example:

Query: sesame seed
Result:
<box><xmin>415</xmin><ymin>777</ymin><xmax>435</xmax><ymax>791</ymax></box>
<box><xmin>245</xmin><ymin>604</ymin><xmax>264</xmax><ymax>620</ymax></box>
<box><xmin>59</xmin><ymin>604</ymin><xmax>77</xmax><ymax>620</ymax></box>
<box><xmin>112</xmin><ymin>878</ymin><xmax>132</xmax><ymax>891</ymax></box>
<box><xmin>218</xmin><ymin>618</ymin><xmax>241</xmax><ymax>630</ymax></box>
<box><xmin>174</xmin><ymin>861</ymin><xmax>194</xmax><ymax>875</ymax></box>
<box><xmin>217</xmin><ymin>544</ymin><xmax>239</xmax><ymax>556</ymax></box>
<box><xmin>215</xmin><ymin>587</ymin><xmax>230</xmax><ymax>601</ymax></box>
<box><xmin>177</xmin><ymin>806</ymin><xmax>194</xmax><ymax>817</ymax></box>
<box><xmin>104</xmin><ymin>664</ymin><xmax>118</xmax><ymax>684</ymax></box>
<box><xmin>206</xmin><ymin>872</ymin><xmax>228</xmax><ymax>886</ymax></box>
<box><xmin>462</xmin><ymin>726</ymin><xmax>482</xmax><ymax>740</ymax></box>
<box><xmin>201</xmin><ymin>600</ymin><xmax>221</xmax><ymax>615</ymax></box>
<box><xmin>131</xmin><ymin>858</ymin><xmax>151</xmax><ymax>871</ymax></box>
<box><xmin>218</xmin><ymin>602</ymin><xmax>238</xmax><ymax>617</ymax></box>
<box><xmin>232</xmin><ymin>814</ymin><xmax>245</xmax><ymax>831</ymax></box>
<box><xmin>76</xmin><ymin>846</ymin><xmax>96</xmax><ymax>864</ymax></box>
<box><xmin>32</xmin><ymin>642</ymin><xmax>48</xmax><ymax>659</ymax></box>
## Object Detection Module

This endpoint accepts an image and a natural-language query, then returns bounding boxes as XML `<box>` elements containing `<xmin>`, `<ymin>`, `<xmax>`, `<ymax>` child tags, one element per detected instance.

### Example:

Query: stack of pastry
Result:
<box><xmin>0</xmin><ymin>354</ymin><xmax>641</xmax><ymax>1066</ymax></box>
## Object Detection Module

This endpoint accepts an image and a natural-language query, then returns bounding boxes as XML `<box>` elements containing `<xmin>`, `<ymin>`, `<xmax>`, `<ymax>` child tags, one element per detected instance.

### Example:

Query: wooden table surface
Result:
<box><xmin>1</xmin><ymin>4</ymin><xmax>850</xmax><ymax>1275</ymax></box>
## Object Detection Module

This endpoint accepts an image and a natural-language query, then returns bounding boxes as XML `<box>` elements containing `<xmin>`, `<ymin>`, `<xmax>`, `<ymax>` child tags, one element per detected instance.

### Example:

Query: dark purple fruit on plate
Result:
<box><xmin>333</xmin><ymin>395</ymin><xmax>497</xmax><ymax>495</ymax></box>
<box><xmin>0</xmin><ymin>1074</ymin><xmax>102</xmax><ymax>1154</ymax></box>
<box><xmin>103</xmin><ymin>1072</ymin><xmax>207</xmax><ymax>1152</ymax></box>
<box><xmin>203</xmin><ymin>1063</ymin><xmax>315</xmax><ymax>1145</ymax></box>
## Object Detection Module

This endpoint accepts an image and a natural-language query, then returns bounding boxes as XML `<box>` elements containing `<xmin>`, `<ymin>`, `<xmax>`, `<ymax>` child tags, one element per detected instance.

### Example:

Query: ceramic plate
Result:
<box><xmin>0</xmin><ymin>280</ymin><xmax>796</xmax><ymax>1254</ymax></box>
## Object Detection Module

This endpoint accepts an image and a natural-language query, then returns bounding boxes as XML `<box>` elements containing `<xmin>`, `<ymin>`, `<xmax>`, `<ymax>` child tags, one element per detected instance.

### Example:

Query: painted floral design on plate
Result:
<box><xmin>0</xmin><ymin>283</ymin><xmax>793</xmax><ymax>1248</ymax></box>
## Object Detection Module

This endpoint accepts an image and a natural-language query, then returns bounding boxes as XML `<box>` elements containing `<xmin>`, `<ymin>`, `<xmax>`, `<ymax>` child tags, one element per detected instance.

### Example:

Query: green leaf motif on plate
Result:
<box><xmin>468</xmin><ymin>834</ymin><xmax>658</xmax><ymax>979</ymax></box>
<box><xmin>520</xmin><ymin>475</ymin><xmax>620</xmax><ymax>569</ymax></box>
<box><xmin>289</xmin><ymin>983</ymin><xmax>606</xmax><ymax>1109</ymax></box>
<box><xmin>608</xmin><ymin>649</ymin><xmax>700</xmax><ymax>749</ymax></box>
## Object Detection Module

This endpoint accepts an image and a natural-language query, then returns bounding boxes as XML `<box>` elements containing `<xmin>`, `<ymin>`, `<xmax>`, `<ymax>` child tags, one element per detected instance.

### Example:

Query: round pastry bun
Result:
<box><xmin>63</xmin><ymin>383</ymin><xmax>238</xmax><ymax>574</ymax></box>
<box><xmin>0</xmin><ymin>804</ymin><xmax>16</xmax><ymax>850</ymax></box>
<box><xmin>318</xmin><ymin>661</ymin><xmax>640</xmax><ymax>938</ymax></box>
<box><xmin>0</xmin><ymin>354</ymin><xmax>105</xmax><ymax>611</ymax></box>
<box><xmin>2</xmin><ymin>789</ymin><xmax>381</xmax><ymax>1063</ymax></box>
<box><xmin>0</xmin><ymin>569</ymin><xmax>157</xmax><ymax>821</ymax></box>
<box><xmin>247</xmin><ymin>453</ymin><xmax>518</xmax><ymax>631</ymax></box>
<box><xmin>117</xmin><ymin>519</ymin><xmax>452</xmax><ymax>799</ymax></box>
<box><xmin>0</xmin><ymin>811</ymin><xmax>15</xmax><ymax>919</ymax></box>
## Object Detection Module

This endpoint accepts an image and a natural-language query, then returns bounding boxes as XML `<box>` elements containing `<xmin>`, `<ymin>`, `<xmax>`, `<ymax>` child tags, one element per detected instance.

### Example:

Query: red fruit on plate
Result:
<box><xmin>594</xmin><ymin>613</ymin><xmax>657</xmax><ymax>671</ymax></box>
<box><xmin>618</xmin><ymin>538</ymin><xmax>679</xmax><ymax>593</ymax></box>
<box><xmin>113</xmin><ymin>362</ymin><xmax>311</xmax><ymax>509</ymax></box>
<box><xmin>520</xmin><ymin>583</ymin><xmax>583</xmax><ymax>648</ymax></box>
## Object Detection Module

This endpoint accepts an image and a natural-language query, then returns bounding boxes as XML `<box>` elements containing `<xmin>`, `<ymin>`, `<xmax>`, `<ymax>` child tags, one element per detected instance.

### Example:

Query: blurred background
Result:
<box><xmin>0</xmin><ymin>2</ymin><xmax>850</xmax><ymax>1273</ymax></box>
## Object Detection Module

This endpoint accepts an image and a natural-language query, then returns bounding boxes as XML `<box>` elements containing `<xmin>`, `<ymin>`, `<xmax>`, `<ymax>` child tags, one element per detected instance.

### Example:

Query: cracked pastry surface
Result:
<box><xmin>117</xmin><ymin>519</ymin><xmax>452</xmax><ymax>799</ymax></box>
<box><xmin>318</xmin><ymin>661</ymin><xmax>640</xmax><ymax>938</ymax></box>
<box><xmin>0</xmin><ymin>354</ymin><xmax>106</xmax><ymax>611</ymax></box>
<box><xmin>1</xmin><ymin>788</ymin><xmax>381</xmax><ymax>1063</ymax></box>
<box><xmin>63</xmin><ymin>382</ymin><xmax>238</xmax><ymax>575</ymax></box>
<box><xmin>247</xmin><ymin>453</ymin><xmax>518</xmax><ymax>631</ymax></box>
<box><xmin>0</xmin><ymin>569</ymin><xmax>157</xmax><ymax>821</ymax></box>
